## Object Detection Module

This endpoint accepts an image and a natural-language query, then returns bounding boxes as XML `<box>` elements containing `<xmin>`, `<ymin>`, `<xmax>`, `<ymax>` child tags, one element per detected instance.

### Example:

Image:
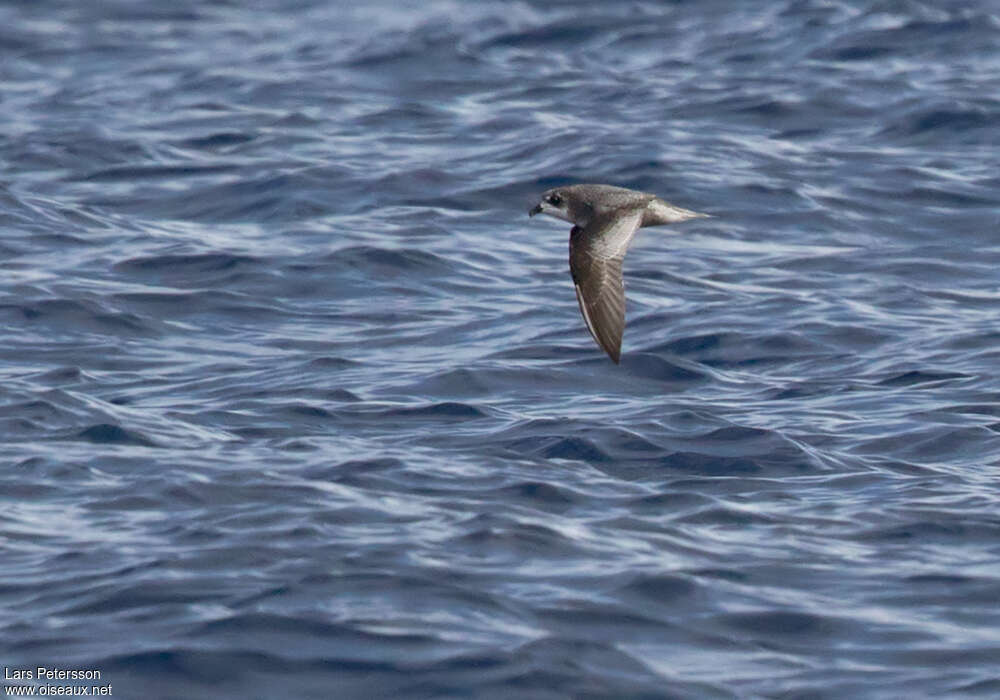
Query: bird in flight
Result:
<box><xmin>529</xmin><ymin>184</ymin><xmax>708</xmax><ymax>364</ymax></box>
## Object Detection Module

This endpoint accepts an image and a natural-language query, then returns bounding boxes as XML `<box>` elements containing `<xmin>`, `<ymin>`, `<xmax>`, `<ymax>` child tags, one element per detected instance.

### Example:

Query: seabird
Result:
<box><xmin>529</xmin><ymin>184</ymin><xmax>708</xmax><ymax>364</ymax></box>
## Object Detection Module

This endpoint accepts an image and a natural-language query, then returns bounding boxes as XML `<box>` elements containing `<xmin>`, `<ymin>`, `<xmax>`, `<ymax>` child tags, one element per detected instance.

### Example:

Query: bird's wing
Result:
<box><xmin>569</xmin><ymin>209</ymin><xmax>645</xmax><ymax>363</ymax></box>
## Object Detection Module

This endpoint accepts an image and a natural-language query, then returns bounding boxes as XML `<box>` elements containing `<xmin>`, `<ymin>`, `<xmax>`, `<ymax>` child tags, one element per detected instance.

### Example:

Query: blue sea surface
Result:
<box><xmin>2</xmin><ymin>1</ymin><xmax>1000</xmax><ymax>697</ymax></box>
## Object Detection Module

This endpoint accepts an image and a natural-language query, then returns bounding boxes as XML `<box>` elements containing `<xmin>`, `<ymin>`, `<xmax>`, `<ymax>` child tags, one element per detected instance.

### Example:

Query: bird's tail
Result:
<box><xmin>645</xmin><ymin>198</ymin><xmax>711</xmax><ymax>227</ymax></box>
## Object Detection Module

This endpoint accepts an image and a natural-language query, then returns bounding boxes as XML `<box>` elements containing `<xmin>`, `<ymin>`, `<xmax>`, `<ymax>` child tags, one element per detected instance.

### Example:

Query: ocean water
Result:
<box><xmin>2</xmin><ymin>0</ymin><xmax>1000</xmax><ymax>697</ymax></box>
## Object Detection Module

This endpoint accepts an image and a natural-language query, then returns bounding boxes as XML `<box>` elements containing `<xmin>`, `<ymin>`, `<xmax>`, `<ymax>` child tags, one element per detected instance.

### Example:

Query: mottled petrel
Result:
<box><xmin>529</xmin><ymin>184</ymin><xmax>708</xmax><ymax>364</ymax></box>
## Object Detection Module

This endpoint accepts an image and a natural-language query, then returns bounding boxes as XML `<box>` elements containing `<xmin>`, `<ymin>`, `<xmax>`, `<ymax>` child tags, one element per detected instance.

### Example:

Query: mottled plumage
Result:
<box><xmin>529</xmin><ymin>184</ymin><xmax>707</xmax><ymax>363</ymax></box>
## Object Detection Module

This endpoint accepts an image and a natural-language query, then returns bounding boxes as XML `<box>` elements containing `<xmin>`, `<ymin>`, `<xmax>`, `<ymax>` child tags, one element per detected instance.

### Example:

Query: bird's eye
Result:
<box><xmin>547</xmin><ymin>194</ymin><xmax>563</xmax><ymax>207</ymax></box>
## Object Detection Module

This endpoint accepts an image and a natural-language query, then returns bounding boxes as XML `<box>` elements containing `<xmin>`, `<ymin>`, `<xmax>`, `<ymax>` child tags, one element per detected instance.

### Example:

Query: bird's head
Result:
<box><xmin>529</xmin><ymin>188</ymin><xmax>578</xmax><ymax>224</ymax></box>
